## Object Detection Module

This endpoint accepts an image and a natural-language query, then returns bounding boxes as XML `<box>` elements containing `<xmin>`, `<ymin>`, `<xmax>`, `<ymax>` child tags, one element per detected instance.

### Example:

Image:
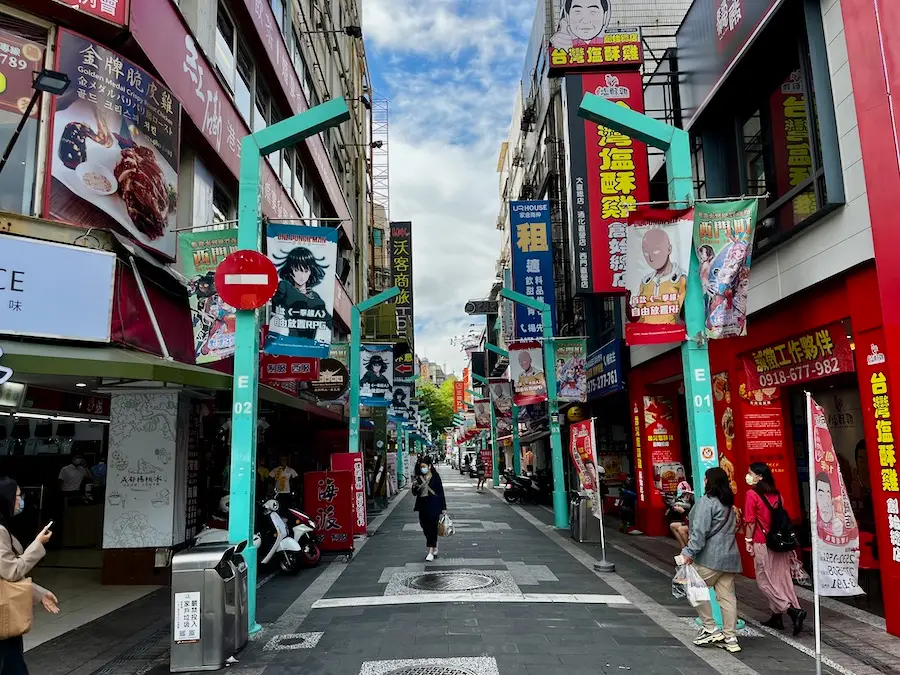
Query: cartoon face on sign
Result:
<box><xmin>550</xmin><ymin>0</ymin><xmax>612</xmax><ymax>48</ymax></box>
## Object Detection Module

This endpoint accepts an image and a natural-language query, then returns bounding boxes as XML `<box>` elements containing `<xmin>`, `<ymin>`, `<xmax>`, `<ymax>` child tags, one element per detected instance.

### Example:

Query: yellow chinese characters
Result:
<box><xmin>751</xmin><ymin>328</ymin><xmax>836</xmax><ymax>373</ymax></box>
<box><xmin>516</xmin><ymin>221</ymin><xmax>550</xmax><ymax>253</ymax></box>
<box><xmin>872</xmin><ymin>372</ymin><xmax>899</xmax><ymax>493</ymax></box>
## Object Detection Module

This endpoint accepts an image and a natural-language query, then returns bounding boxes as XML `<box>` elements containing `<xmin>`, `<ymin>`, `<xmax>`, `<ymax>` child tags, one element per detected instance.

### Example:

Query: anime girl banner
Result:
<box><xmin>624</xmin><ymin>208</ymin><xmax>692</xmax><ymax>345</ymax></box>
<box><xmin>808</xmin><ymin>395</ymin><xmax>863</xmax><ymax>596</ymax></box>
<box><xmin>389</xmin><ymin>382</ymin><xmax>413</xmax><ymax>422</ymax></box>
<box><xmin>474</xmin><ymin>399</ymin><xmax>492</xmax><ymax>429</ymax></box>
<box><xmin>556</xmin><ymin>338</ymin><xmax>587</xmax><ymax>402</ymax></box>
<box><xmin>694</xmin><ymin>199</ymin><xmax>758</xmax><ymax>339</ymax></box>
<box><xmin>489</xmin><ymin>378</ymin><xmax>514</xmax><ymax>438</ymax></box>
<box><xmin>360</xmin><ymin>344</ymin><xmax>393</xmax><ymax>407</ymax></box>
<box><xmin>179</xmin><ymin>229</ymin><xmax>237</xmax><ymax>364</ymax></box>
<box><xmin>264</xmin><ymin>223</ymin><xmax>338</xmax><ymax>358</ymax></box>
<box><xmin>510</xmin><ymin>341</ymin><xmax>547</xmax><ymax>407</ymax></box>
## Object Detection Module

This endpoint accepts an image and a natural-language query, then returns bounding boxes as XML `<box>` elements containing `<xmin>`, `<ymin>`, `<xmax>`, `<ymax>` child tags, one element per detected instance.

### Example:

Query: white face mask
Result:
<box><xmin>745</xmin><ymin>473</ymin><xmax>760</xmax><ymax>486</ymax></box>
<box><xmin>420</xmin><ymin>467</ymin><xmax>428</xmax><ymax>475</ymax></box>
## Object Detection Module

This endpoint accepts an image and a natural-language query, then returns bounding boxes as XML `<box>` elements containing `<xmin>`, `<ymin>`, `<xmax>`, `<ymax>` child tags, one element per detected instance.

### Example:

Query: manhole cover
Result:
<box><xmin>386</xmin><ymin>668</ymin><xmax>478</xmax><ymax>675</ymax></box>
<box><xmin>403</xmin><ymin>571</ymin><xmax>497</xmax><ymax>592</ymax></box>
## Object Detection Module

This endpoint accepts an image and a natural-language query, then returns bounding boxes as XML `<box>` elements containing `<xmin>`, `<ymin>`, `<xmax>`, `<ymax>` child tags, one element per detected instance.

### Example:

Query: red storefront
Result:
<box><xmin>628</xmin><ymin>262</ymin><xmax>900</xmax><ymax>628</ymax></box>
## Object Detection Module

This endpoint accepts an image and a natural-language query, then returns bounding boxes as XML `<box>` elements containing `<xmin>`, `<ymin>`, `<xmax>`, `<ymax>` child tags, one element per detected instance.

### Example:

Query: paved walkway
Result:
<box><xmin>25</xmin><ymin>467</ymin><xmax>898</xmax><ymax>674</ymax></box>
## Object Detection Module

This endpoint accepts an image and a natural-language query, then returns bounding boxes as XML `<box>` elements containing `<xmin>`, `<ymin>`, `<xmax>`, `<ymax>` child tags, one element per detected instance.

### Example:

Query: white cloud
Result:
<box><xmin>364</xmin><ymin>0</ymin><xmax>534</xmax><ymax>375</ymax></box>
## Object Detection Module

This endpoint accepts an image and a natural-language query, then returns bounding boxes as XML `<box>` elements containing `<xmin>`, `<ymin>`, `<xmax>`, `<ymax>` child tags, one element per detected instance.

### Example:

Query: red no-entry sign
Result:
<box><xmin>215</xmin><ymin>250</ymin><xmax>278</xmax><ymax>311</ymax></box>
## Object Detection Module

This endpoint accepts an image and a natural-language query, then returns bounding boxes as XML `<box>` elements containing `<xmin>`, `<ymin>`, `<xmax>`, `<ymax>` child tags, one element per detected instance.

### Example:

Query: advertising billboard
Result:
<box><xmin>509</xmin><ymin>200</ymin><xmax>556</xmax><ymax>339</ymax></box>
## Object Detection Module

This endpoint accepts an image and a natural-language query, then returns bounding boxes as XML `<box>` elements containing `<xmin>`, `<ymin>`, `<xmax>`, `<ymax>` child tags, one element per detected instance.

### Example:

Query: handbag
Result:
<box><xmin>0</xmin><ymin>532</ymin><xmax>33</xmax><ymax>639</ymax></box>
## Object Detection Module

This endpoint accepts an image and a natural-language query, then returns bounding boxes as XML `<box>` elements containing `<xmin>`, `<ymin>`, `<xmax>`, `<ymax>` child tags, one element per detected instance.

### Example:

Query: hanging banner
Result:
<box><xmin>556</xmin><ymin>338</ymin><xmax>587</xmax><ymax>402</ymax></box>
<box><xmin>741</xmin><ymin>322</ymin><xmax>855</xmax><ymax>391</ymax></box>
<box><xmin>570</xmin><ymin>419</ymin><xmax>603</xmax><ymax>519</ymax></box>
<box><xmin>303</xmin><ymin>471</ymin><xmax>353</xmax><ymax>553</ymax></box>
<box><xmin>389</xmin><ymin>382</ymin><xmax>413</xmax><ymax>422</ymax></box>
<box><xmin>360</xmin><ymin>344</ymin><xmax>393</xmax><ymax>407</ymax></box>
<box><xmin>178</xmin><ymin>230</ymin><xmax>237</xmax><ymax>363</ymax></box>
<box><xmin>48</xmin><ymin>30</ymin><xmax>181</xmax><ymax>259</ymax></box>
<box><xmin>474</xmin><ymin>399</ymin><xmax>492</xmax><ymax>429</ymax></box>
<box><xmin>390</xmin><ymin>220</ymin><xmax>415</xmax><ymax>353</ymax></box>
<box><xmin>711</xmin><ymin>372</ymin><xmax>740</xmax><ymax>495</ymax></box>
<box><xmin>809</xmin><ymin>395</ymin><xmax>864</xmax><ymax>596</ymax></box>
<box><xmin>509</xmin><ymin>200</ymin><xmax>556</xmax><ymax>339</ymax></box>
<box><xmin>693</xmin><ymin>199</ymin><xmax>758</xmax><ymax>339</ymax></box>
<box><xmin>264</xmin><ymin>223</ymin><xmax>338</xmax><ymax>358</ymax></box>
<box><xmin>624</xmin><ymin>208</ymin><xmax>692</xmax><ymax>345</ymax></box>
<box><xmin>490</xmin><ymin>378</ymin><xmax>513</xmax><ymax>437</ymax></box>
<box><xmin>510</xmin><ymin>341</ymin><xmax>547</xmax><ymax>406</ymax></box>
<box><xmin>453</xmin><ymin>380</ymin><xmax>465</xmax><ymax>413</ymax></box>
<box><xmin>310</xmin><ymin>342</ymin><xmax>349</xmax><ymax>401</ymax></box>
<box><xmin>463</xmin><ymin>368</ymin><xmax>472</xmax><ymax>404</ymax></box>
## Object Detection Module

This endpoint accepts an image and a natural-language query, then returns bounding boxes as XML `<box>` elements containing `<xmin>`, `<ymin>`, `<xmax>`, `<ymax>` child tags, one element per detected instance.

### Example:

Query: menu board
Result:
<box><xmin>0</xmin><ymin>28</ymin><xmax>45</xmax><ymax>118</ymax></box>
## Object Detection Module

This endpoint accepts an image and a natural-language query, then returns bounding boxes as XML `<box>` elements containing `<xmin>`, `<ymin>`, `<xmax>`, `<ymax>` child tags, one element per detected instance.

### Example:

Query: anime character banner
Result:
<box><xmin>624</xmin><ymin>208</ymin><xmax>693</xmax><ymax>345</ymax></box>
<box><xmin>808</xmin><ymin>395</ymin><xmax>863</xmax><ymax>596</ymax></box>
<box><xmin>389</xmin><ymin>382</ymin><xmax>413</xmax><ymax>422</ymax></box>
<box><xmin>489</xmin><ymin>378</ymin><xmax>514</xmax><ymax>437</ymax></box>
<box><xmin>474</xmin><ymin>399</ymin><xmax>492</xmax><ymax>429</ymax></box>
<box><xmin>359</xmin><ymin>344</ymin><xmax>393</xmax><ymax>407</ymax></box>
<box><xmin>179</xmin><ymin>229</ymin><xmax>237</xmax><ymax>364</ymax></box>
<box><xmin>693</xmin><ymin>199</ymin><xmax>758</xmax><ymax>339</ymax></box>
<box><xmin>548</xmin><ymin>0</ymin><xmax>644</xmax><ymax>72</ymax></box>
<box><xmin>556</xmin><ymin>338</ymin><xmax>587</xmax><ymax>402</ymax></box>
<box><xmin>264</xmin><ymin>223</ymin><xmax>338</xmax><ymax>358</ymax></box>
<box><xmin>510</xmin><ymin>341</ymin><xmax>547</xmax><ymax>407</ymax></box>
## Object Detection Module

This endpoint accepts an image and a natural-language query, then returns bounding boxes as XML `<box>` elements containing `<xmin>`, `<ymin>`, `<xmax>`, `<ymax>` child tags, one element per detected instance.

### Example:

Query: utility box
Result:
<box><xmin>570</xmin><ymin>492</ymin><xmax>601</xmax><ymax>543</ymax></box>
<box><xmin>170</xmin><ymin>542</ymin><xmax>248</xmax><ymax>672</ymax></box>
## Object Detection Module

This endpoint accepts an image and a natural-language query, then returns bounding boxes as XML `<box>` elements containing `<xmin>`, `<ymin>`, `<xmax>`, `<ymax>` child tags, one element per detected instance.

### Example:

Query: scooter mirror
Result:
<box><xmin>235</xmin><ymin>540</ymin><xmax>247</xmax><ymax>554</ymax></box>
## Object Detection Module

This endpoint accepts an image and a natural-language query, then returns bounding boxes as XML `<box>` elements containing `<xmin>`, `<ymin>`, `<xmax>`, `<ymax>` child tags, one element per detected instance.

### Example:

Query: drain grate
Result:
<box><xmin>403</xmin><ymin>571</ymin><xmax>498</xmax><ymax>592</ymax></box>
<box><xmin>90</xmin><ymin>629</ymin><xmax>169</xmax><ymax>675</ymax></box>
<box><xmin>386</xmin><ymin>668</ymin><xmax>479</xmax><ymax>675</ymax></box>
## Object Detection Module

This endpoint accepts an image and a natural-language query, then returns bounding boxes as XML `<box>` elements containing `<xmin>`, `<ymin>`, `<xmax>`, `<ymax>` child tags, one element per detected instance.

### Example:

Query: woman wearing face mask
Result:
<box><xmin>412</xmin><ymin>457</ymin><xmax>447</xmax><ymax>561</ymax></box>
<box><xmin>743</xmin><ymin>462</ymin><xmax>806</xmax><ymax>634</ymax></box>
<box><xmin>0</xmin><ymin>477</ymin><xmax>60</xmax><ymax>673</ymax></box>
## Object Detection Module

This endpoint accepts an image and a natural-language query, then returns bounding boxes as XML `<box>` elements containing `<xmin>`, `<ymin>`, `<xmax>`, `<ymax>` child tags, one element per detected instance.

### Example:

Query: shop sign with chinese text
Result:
<box><xmin>310</xmin><ymin>342</ymin><xmax>349</xmax><ymax>401</ymax></box>
<box><xmin>48</xmin><ymin>30</ymin><xmax>181</xmax><ymax>259</ymax></box>
<box><xmin>303</xmin><ymin>471</ymin><xmax>354</xmax><ymax>552</ymax></box>
<box><xmin>565</xmin><ymin>71</ymin><xmax>650</xmax><ymax>293</ymax></box>
<box><xmin>390</xmin><ymin>221</ymin><xmax>414</xmax><ymax>353</ymax></box>
<box><xmin>549</xmin><ymin>30</ymin><xmax>644</xmax><ymax>73</ymax></box>
<box><xmin>741</xmin><ymin>322</ymin><xmax>854</xmax><ymax>390</ymax></box>
<box><xmin>453</xmin><ymin>379</ymin><xmax>465</xmax><ymax>413</ymax></box>
<box><xmin>510</xmin><ymin>201</ymin><xmax>556</xmax><ymax>339</ymax></box>
<box><xmin>0</xmin><ymin>28</ymin><xmax>44</xmax><ymax>119</ymax></box>
<box><xmin>586</xmin><ymin>340</ymin><xmax>624</xmax><ymax>400</ymax></box>
<box><xmin>54</xmin><ymin>0</ymin><xmax>128</xmax><ymax>26</ymax></box>
<box><xmin>330</xmin><ymin>453</ymin><xmax>367</xmax><ymax>535</ymax></box>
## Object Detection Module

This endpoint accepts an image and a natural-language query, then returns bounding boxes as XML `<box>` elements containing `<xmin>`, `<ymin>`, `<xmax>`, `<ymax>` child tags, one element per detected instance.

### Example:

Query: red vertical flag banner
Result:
<box><xmin>303</xmin><ymin>471</ymin><xmax>354</xmax><ymax>553</ymax></box>
<box><xmin>453</xmin><ymin>380</ymin><xmax>465</xmax><ymax>413</ymax></box>
<box><xmin>330</xmin><ymin>453</ymin><xmax>367</xmax><ymax>536</ymax></box>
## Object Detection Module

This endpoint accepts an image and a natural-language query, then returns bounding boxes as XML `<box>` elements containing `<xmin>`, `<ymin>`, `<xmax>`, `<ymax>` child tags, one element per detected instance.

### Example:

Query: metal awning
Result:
<box><xmin>0</xmin><ymin>340</ymin><xmax>342</xmax><ymax>421</ymax></box>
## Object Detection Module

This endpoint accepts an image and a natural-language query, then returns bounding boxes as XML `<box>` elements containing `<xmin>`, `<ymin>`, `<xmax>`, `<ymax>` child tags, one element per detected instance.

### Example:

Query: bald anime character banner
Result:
<box><xmin>549</xmin><ymin>0</ymin><xmax>643</xmax><ymax>72</ymax></box>
<box><xmin>624</xmin><ymin>208</ymin><xmax>693</xmax><ymax>345</ymax></box>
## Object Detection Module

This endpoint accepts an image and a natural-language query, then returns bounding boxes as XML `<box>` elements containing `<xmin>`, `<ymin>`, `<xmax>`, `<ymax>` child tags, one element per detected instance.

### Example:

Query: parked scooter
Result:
<box><xmin>284</xmin><ymin>506</ymin><xmax>322</xmax><ymax>567</ymax></box>
<box><xmin>503</xmin><ymin>473</ymin><xmax>542</xmax><ymax>504</ymax></box>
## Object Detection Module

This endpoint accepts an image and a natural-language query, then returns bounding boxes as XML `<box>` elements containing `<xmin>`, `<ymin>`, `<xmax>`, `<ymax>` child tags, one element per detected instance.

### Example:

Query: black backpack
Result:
<box><xmin>759</xmin><ymin>494</ymin><xmax>798</xmax><ymax>552</ymax></box>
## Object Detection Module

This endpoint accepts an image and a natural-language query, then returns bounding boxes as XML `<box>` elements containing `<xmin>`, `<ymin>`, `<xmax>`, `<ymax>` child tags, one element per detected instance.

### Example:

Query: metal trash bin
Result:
<box><xmin>170</xmin><ymin>542</ymin><xmax>247</xmax><ymax>672</ymax></box>
<box><xmin>232</xmin><ymin>546</ymin><xmax>249</xmax><ymax>652</ymax></box>
<box><xmin>571</xmin><ymin>491</ymin><xmax>601</xmax><ymax>543</ymax></box>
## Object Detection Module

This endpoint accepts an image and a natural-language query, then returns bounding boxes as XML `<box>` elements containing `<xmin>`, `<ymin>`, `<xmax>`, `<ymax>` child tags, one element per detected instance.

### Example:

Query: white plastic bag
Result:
<box><xmin>438</xmin><ymin>513</ymin><xmax>454</xmax><ymax>537</ymax></box>
<box><xmin>672</xmin><ymin>564</ymin><xmax>710</xmax><ymax>607</ymax></box>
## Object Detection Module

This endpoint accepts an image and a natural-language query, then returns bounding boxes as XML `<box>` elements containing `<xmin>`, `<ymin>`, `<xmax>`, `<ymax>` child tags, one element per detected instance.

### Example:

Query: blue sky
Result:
<box><xmin>362</xmin><ymin>0</ymin><xmax>537</xmax><ymax>377</ymax></box>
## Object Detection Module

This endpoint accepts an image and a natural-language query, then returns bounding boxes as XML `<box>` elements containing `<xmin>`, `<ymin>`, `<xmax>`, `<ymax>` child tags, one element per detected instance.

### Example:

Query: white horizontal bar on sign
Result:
<box><xmin>224</xmin><ymin>274</ymin><xmax>269</xmax><ymax>285</ymax></box>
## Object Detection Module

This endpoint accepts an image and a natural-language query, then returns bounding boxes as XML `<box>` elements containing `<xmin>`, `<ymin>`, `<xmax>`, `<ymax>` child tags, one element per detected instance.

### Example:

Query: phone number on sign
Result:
<box><xmin>757</xmin><ymin>358</ymin><xmax>842</xmax><ymax>387</ymax></box>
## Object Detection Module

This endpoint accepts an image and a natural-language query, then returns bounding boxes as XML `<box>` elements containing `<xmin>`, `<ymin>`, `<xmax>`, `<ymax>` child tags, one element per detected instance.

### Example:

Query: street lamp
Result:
<box><xmin>0</xmin><ymin>69</ymin><xmax>70</xmax><ymax>177</ymax></box>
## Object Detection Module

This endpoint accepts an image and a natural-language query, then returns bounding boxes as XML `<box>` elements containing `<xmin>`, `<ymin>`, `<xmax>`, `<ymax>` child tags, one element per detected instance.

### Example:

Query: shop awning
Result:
<box><xmin>0</xmin><ymin>340</ymin><xmax>342</xmax><ymax>421</ymax></box>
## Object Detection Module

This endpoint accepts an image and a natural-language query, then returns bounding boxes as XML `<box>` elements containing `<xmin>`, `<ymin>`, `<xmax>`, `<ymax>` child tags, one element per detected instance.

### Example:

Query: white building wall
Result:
<box><xmin>632</xmin><ymin>0</ymin><xmax>871</xmax><ymax>367</ymax></box>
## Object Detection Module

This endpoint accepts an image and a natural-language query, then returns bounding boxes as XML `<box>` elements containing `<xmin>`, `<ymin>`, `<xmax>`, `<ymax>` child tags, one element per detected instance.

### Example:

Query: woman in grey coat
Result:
<box><xmin>681</xmin><ymin>467</ymin><xmax>742</xmax><ymax>654</ymax></box>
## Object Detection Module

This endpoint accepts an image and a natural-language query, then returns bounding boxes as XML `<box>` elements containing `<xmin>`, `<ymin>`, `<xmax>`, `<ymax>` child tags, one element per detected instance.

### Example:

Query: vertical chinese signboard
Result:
<box><xmin>454</xmin><ymin>380</ymin><xmax>465</xmax><ymax>413</ymax></box>
<box><xmin>643</xmin><ymin>396</ymin><xmax>684</xmax><ymax>495</ymax></box>
<box><xmin>331</xmin><ymin>453</ymin><xmax>367</xmax><ymax>536</ymax></box>
<box><xmin>391</xmin><ymin>220</ymin><xmax>415</xmax><ymax>354</ymax></box>
<box><xmin>564</xmin><ymin>70</ymin><xmax>650</xmax><ymax>293</ymax></box>
<box><xmin>303</xmin><ymin>471</ymin><xmax>353</xmax><ymax>553</ymax></box>
<box><xmin>509</xmin><ymin>200</ymin><xmax>556</xmax><ymax>339</ymax></box>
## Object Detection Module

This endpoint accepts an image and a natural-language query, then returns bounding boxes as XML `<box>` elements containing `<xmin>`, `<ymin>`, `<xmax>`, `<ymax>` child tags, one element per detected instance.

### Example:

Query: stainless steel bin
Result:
<box><xmin>232</xmin><ymin>547</ymin><xmax>250</xmax><ymax>652</ymax></box>
<box><xmin>170</xmin><ymin>543</ymin><xmax>244</xmax><ymax>672</ymax></box>
<box><xmin>571</xmin><ymin>492</ymin><xmax>601</xmax><ymax>543</ymax></box>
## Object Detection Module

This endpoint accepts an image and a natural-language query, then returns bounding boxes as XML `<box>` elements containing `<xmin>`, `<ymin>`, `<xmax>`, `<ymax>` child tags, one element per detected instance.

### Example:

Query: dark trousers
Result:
<box><xmin>419</xmin><ymin>511</ymin><xmax>439</xmax><ymax>548</ymax></box>
<box><xmin>0</xmin><ymin>636</ymin><xmax>28</xmax><ymax>674</ymax></box>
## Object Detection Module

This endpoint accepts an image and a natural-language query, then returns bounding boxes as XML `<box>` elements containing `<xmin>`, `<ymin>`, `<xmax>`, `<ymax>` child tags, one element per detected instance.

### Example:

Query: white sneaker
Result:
<box><xmin>433</xmin><ymin>545</ymin><xmax>438</xmax><ymax>555</ymax></box>
<box><xmin>721</xmin><ymin>638</ymin><xmax>741</xmax><ymax>653</ymax></box>
<box><xmin>693</xmin><ymin>629</ymin><xmax>725</xmax><ymax>647</ymax></box>
<box><xmin>425</xmin><ymin>552</ymin><xmax>435</xmax><ymax>562</ymax></box>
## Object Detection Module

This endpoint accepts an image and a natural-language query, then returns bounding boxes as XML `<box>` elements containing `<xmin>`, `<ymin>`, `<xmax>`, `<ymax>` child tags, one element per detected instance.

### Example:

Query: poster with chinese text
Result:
<box><xmin>331</xmin><ymin>453</ymin><xmax>367</xmax><ymax>536</ymax></box>
<box><xmin>808</xmin><ymin>395</ymin><xmax>863</xmax><ymax>596</ymax></box>
<box><xmin>510</xmin><ymin>341</ymin><xmax>547</xmax><ymax>406</ymax></box>
<box><xmin>490</xmin><ymin>378</ymin><xmax>513</xmax><ymax>437</ymax></box>
<box><xmin>625</xmin><ymin>208</ymin><xmax>692</xmax><ymax>345</ymax></box>
<box><xmin>49</xmin><ymin>30</ymin><xmax>181</xmax><ymax>259</ymax></box>
<box><xmin>453</xmin><ymin>379</ymin><xmax>465</xmax><ymax>413</ymax></box>
<box><xmin>389</xmin><ymin>382</ymin><xmax>413</xmax><ymax>422</ymax></box>
<box><xmin>643</xmin><ymin>396</ymin><xmax>683</xmax><ymax>493</ymax></box>
<box><xmin>390</xmin><ymin>221</ymin><xmax>414</xmax><ymax>373</ymax></box>
<box><xmin>265</xmin><ymin>223</ymin><xmax>337</xmax><ymax>358</ymax></box>
<box><xmin>360</xmin><ymin>344</ymin><xmax>393</xmax><ymax>407</ymax></box>
<box><xmin>178</xmin><ymin>229</ymin><xmax>237</xmax><ymax>364</ymax></box>
<box><xmin>694</xmin><ymin>199</ymin><xmax>758</xmax><ymax>339</ymax></box>
<box><xmin>556</xmin><ymin>338</ymin><xmax>587</xmax><ymax>402</ymax></box>
<box><xmin>474</xmin><ymin>399</ymin><xmax>491</xmax><ymax>429</ymax></box>
<box><xmin>0</xmin><ymin>27</ymin><xmax>44</xmax><ymax>119</ymax></box>
<box><xmin>712</xmin><ymin>372</ymin><xmax>739</xmax><ymax>495</ymax></box>
<box><xmin>510</xmin><ymin>200</ymin><xmax>556</xmax><ymax>339</ymax></box>
<box><xmin>310</xmin><ymin>342</ymin><xmax>350</xmax><ymax>402</ymax></box>
<box><xmin>303</xmin><ymin>471</ymin><xmax>353</xmax><ymax>553</ymax></box>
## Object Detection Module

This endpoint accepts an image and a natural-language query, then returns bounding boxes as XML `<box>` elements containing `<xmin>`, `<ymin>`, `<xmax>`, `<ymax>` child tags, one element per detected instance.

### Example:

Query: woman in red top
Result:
<box><xmin>743</xmin><ymin>462</ymin><xmax>807</xmax><ymax>635</ymax></box>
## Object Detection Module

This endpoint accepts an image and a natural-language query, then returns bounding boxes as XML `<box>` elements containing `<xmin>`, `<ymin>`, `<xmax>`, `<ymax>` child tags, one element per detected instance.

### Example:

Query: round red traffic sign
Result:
<box><xmin>214</xmin><ymin>250</ymin><xmax>278</xmax><ymax>310</ymax></box>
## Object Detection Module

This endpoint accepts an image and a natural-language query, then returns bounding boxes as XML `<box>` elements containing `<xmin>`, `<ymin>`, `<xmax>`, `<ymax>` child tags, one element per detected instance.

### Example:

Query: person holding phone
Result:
<box><xmin>0</xmin><ymin>477</ymin><xmax>60</xmax><ymax>673</ymax></box>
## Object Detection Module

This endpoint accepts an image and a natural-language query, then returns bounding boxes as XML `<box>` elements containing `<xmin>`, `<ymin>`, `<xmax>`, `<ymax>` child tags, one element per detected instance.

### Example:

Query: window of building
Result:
<box><xmin>235</xmin><ymin>43</ymin><xmax>254</xmax><ymax>125</ymax></box>
<box><xmin>212</xmin><ymin>182</ymin><xmax>234</xmax><ymax>226</ymax></box>
<box><xmin>373</xmin><ymin>228</ymin><xmax>383</xmax><ymax>247</ymax></box>
<box><xmin>271</xmin><ymin>0</ymin><xmax>286</xmax><ymax>35</ymax></box>
<box><xmin>282</xmin><ymin>147</ymin><xmax>294</xmax><ymax>200</ymax></box>
<box><xmin>691</xmin><ymin>136</ymin><xmax>707</xmax><ymax>199</ymax></box>
<box><xmin>254</xmin><ymin>80</ymin><xmax>269</xmax><ymax>135</ymax></box>
<box><xmin>215</xmin><ymin>7</ymin><xmax>236</xmax><ymax>90</ymax></box>
<box><xmin>0</xmin><ymin>15</ymin><xmax>47</xmax><ymax>217</ymax></box>
<box><xmin>294</xmin><ymin>153</ymin><xmax>307</xmax><ymax>215</ymax></box>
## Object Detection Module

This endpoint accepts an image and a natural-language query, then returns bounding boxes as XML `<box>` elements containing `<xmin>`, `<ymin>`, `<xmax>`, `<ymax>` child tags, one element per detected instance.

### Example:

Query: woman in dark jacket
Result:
<box><xmin>412</xmin><ymin>457</ymin><xmax>447</xmax><ymax>561</ymax></box>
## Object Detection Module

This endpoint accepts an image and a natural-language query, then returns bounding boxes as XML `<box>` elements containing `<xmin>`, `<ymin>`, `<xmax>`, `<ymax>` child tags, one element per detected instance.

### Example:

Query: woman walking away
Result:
<box><xmin>744</xmin><ymin>462</ymin><xmax>807</xmax><ymax>635</ymax></box>
<box><xmin>412</xmin><ymin>457</ymin><xmax>446</xmax><ymax>562</ymax></box>
<box><xmin>0</xmin><ymin>477</ymin><xmax>60</xmax><ymax>674</ymax></box>
<box><xmin>682</xmin><ymin>467</ymin><xmax>742</xmax><ymax>654</ymax></box>
<box><xmin>476</xmin><ymin>456</ymin><xmax>487</xmax><ymax>493</ymax></box>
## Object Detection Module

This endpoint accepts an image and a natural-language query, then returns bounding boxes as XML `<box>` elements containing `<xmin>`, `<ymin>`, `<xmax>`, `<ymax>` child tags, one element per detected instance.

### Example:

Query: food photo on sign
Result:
<box><xmin>48</xmin><ymin>30</ymin><xmax>181</xmax><ymax>259</ymax></box>
<box><xmin>265</xmin><ymin>223</ymin><xmax>338</xmax><ymax>358</ymax></box>
<box><xmin>510</xmin><ymin>341</ymin><xmax>548</xmax><ymax>406</ymax></box>
<box><xmin>624</xmin><ymin>208</ymin><xmax>692</xmax><ymax>345</ymax></box>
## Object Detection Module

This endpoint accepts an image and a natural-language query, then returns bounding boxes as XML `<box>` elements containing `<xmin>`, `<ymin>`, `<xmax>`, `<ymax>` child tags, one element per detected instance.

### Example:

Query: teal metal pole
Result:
<box><xmin>229</xmin><ymin>98</ymin><xmax>350</xmax><ymax>633</ymax></box>
<box><xmin>348</xmin><ymin>286</ymin><xmax>400</xmax><ymax>454</ymax></box>
<box><xmin>512</xmin><ymin>405</ymin><xmax>522</xmax><ymax>474</ymax></box>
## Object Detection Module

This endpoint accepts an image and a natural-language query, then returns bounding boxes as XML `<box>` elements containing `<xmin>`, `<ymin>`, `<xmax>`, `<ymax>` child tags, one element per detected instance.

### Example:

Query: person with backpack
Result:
<box><xmin>681</xmin><ymin>467</ymin><xmax>742</xmax><ymax>653</ymax></box>
<box><xmin>743</xmin><ymin>462</ymin><xmax>807</xmax><ymax>635</ymax></box>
